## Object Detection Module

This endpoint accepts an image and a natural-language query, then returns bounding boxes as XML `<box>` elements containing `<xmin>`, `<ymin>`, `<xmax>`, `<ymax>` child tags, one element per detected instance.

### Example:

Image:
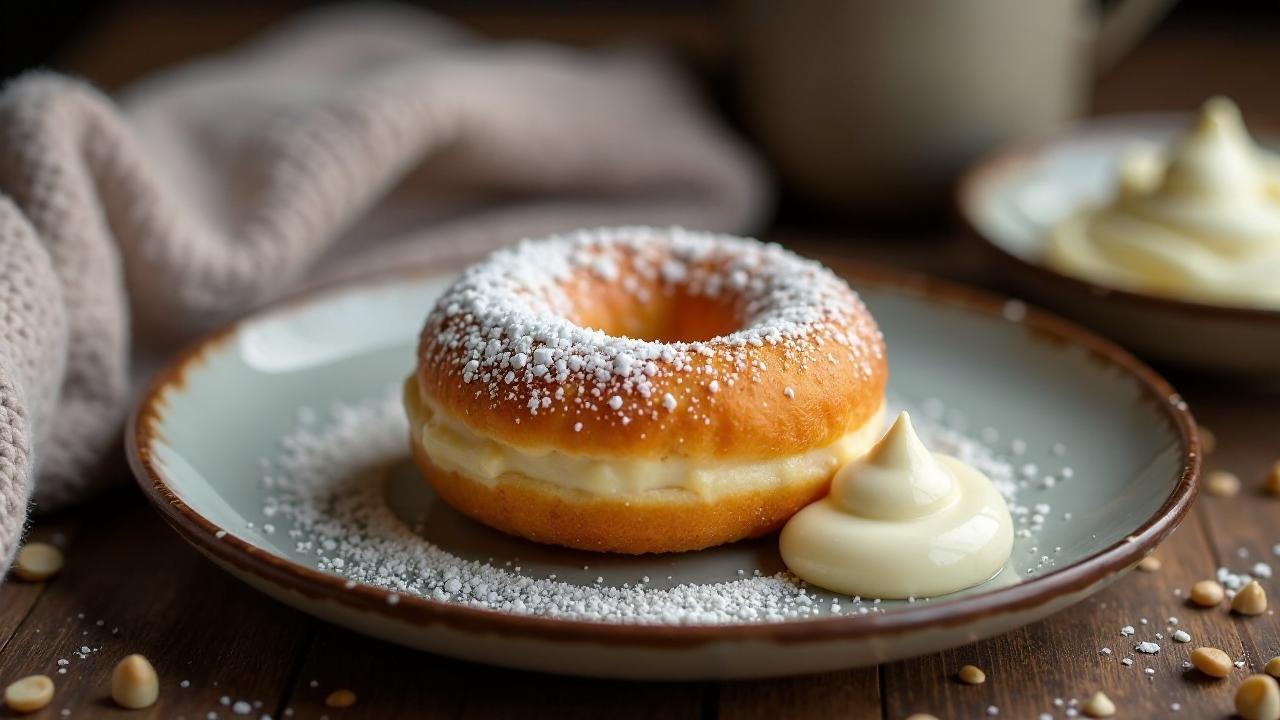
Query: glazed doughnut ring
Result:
<box><xmin>407</xmin><ymin>226</ymin><xmax>888</xmax><ymax>554</ymax></box>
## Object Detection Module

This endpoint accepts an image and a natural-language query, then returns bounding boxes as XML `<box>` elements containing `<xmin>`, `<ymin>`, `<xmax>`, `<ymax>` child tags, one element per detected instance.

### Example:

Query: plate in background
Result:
<box><xmin>127</xmin><ymin>259</ymin><xmax>1198</xmax><ymax>679</ymax></box>
<box><xmin>958</xmin><ymin>112</ymin><xmax>1280</xmax><ymax>381</ymax></box>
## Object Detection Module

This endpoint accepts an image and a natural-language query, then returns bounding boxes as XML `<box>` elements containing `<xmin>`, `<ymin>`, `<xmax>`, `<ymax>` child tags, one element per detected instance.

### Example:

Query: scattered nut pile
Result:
<box><xmin>326</xmin><ymin>688</ymin><xmax>358</xmax><ymax>708</ymax></box>
<box><xmin>957</xmin><ymin>665</ymin><xmax>986</xmax><ymax>685</ymax></box>
<box><xmin>1206</xmin><ymin>469</ymin><xmax>1242</xmax><ymax>497</ymax></box>
<box><xmin>1182</xmin><ymin>574</ymin><xmax>1268</xmax><ymax>628</ymax></box>
<box><xmin>1236</xmin><ymin>674</ymin><xmax>1280</xmax><ymax>720</ymax></box>
<box><xmin>1082</xmin><ymin>690</ymin><xmax>1115</xmax><ymax>718</ymax></box>
<box><xmin>3</xmin><ymin>675</ymin><xmax>54</xmax><ymax>713</ymax></box>
<box><xmin>1233</xmin><ymin>581</ymin><xmax>1270</xmax><ymax>616</ymax></box>
<box><xmin>1267</xmin><ymin>461</ymin><xmax>1280</xmax><ymax>497</ymax></box>
<box><xmin>1190</xmin><ymin>647</ymin><xmax>1234</xmax><ymax>678</ymax></box>
<box><xmin>11</xmin><ymin>542</ymin><xmax>64</xmax><ymax>582</ymax></box>
<box><xmin>1201</xmin><ymin>430</ymin><xmax>1280</xmax><ymax>499</ymax></box>
<box><xmin>1190</xmin><ymin>579</ymin><xmax>1226</xmax><ymax>607</ymax></box>
<box><xmin>3</xmin><ymin>655</ymin><xmax>162</xmax><ymax>715</ymax></box>
<box><xmin>111</xmin><ymin>654</ymin><xmax>159</xmax><ymax>710</ymax></box>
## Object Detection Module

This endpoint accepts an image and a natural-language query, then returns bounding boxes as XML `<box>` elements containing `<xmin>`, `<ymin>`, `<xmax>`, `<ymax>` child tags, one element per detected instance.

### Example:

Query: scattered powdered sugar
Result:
<box><xmin>1217</xmin><ymin>564</ymin><xmax>1268</xmax><ymax>595</ymax></box>
<box><xmin>257</xmin><ymin>391</ymin><xmax>1042</xmax><ymax>626</ymax></box>
<box><xmin>420</xmin><ymin>227</ymin><xmax>883</xmax><ymax>429</ymax></box>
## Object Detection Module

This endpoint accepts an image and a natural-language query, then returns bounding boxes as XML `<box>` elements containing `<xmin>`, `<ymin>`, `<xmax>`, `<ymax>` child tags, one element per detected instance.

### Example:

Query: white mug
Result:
<box><xmin>731</xmin><ymin>0</ymin><xmax>1175</xmax><ymax>217</ymax></box>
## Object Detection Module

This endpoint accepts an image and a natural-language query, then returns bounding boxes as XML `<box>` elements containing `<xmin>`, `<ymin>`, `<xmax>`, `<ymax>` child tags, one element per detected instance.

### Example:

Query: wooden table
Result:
<box><xmin>3</xmin><ymin>240</ymin><xmax>1277</xmax><ymax>720</ymax></box>
<box><xmin>4</xmin><ymin>6</ymin><xmax>1280</xmax><ymax>719</ymax></box>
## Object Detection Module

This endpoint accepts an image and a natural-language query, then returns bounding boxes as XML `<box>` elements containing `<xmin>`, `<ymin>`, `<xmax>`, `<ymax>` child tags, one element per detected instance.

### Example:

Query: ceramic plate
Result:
<box><xmin>127</xmin><ymin>259</ymin><xmax>1198</xmax><ymax>680</ymax></box>
<box><xmin>958</xmin><ymin>112</ymin><xmax>1280</xmax><ymax>381</ymax></box>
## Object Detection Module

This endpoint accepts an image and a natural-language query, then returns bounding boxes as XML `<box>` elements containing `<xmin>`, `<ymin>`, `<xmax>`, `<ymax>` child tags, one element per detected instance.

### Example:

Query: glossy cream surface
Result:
<box><xmin>1046</xmin><ymin>97</ymin><xmax>1280</xmax><ymax>308</ymax></box>
<box><xmin>405</xmin><ymin>379</ymin><xmax>886</xmax><ymax>500</ymax></box>
<box><xmin>779</xmin><ymin>412</ymin><xmax>1013</xmax><ymax>599</ymax></box>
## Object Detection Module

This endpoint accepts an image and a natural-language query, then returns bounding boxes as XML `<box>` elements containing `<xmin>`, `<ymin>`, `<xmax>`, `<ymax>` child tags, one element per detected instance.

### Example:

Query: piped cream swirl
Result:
<box><xmin>1046</xmin><ymin>97</ymin><xmax>1280</xmax><ymax>308</ymax></box>
<box><xmin>779</xmin><ymin>411</ymin><xmax>1013</xmax><ymax>599</ymax></box>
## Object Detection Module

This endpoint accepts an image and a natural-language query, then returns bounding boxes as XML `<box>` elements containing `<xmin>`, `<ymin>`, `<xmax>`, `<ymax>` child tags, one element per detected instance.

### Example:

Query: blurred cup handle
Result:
<box><xmin>1095</xmin><ymin>0</ymin><xmax>1178</xmax><ymax>71</ymax></box>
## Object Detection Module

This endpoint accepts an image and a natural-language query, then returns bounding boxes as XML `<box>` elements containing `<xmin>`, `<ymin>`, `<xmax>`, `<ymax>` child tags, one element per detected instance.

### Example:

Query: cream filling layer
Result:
<box><xmin>405</xmin><ymin>378</ymin><xmax>886</xmax><ymax>501</ymax></box>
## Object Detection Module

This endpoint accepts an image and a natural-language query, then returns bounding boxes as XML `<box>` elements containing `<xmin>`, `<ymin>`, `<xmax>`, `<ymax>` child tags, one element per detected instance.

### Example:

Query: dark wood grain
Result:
<box><xmin>0</xmin><ymin>495</ymin><xmax>311</xmax><ymax>720</ymax></box>
<box><xmin>0</xmin><ymin>521</ymin><xmax>78</xmax><ymax>658</ymax></box>
<box><xmin>718</xmin><ymin>668</ymin><xmax>880</xmax><ymax>719</ymax></box>
<box><xmin>277</xmin><ymin>624</ymin><xmax>705</xmax><ymax>719</ymax></box>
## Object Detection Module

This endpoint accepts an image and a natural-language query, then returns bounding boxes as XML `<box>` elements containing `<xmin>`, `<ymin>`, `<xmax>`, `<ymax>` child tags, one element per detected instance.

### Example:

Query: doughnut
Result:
<box><xmin>406</xmin><ymin>226</ymin><xmax>888</xmax><ymax>554</ymax></box>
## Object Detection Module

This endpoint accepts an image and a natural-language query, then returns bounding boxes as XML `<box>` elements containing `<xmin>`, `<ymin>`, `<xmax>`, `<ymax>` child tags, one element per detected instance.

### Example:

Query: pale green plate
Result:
<box><xmin>127</xmin><ymin>260</ymin><xmax>1198</xmax><ymax>679</ymax></box>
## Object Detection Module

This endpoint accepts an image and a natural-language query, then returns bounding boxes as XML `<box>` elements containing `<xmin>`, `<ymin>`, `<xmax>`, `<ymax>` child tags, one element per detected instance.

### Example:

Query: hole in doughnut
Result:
<box><xmin>561</xmin><ymin>267</ymin><xmax>742</xmax><ymax>343</ymax></box>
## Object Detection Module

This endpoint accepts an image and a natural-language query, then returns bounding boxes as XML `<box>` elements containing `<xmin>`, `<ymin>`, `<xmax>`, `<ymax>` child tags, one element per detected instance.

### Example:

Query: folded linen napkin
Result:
<box><xmin>0</xmin><ymin>4</ymin><xmax>767</xmax><ymax>569</ymax></box>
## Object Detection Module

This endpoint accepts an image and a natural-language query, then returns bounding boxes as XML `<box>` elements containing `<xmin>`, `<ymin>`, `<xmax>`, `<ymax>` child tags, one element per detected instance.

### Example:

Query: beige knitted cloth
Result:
<box><xmin>0</xmin><ymin>5</ymin><xmax>767</xmax><ymax>569</ymax></box>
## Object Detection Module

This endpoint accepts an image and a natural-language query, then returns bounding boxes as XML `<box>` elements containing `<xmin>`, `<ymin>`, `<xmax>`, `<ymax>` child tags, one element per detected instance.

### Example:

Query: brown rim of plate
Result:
<box><xmin>126</xmin><ymin>256</ymin><xmax>1200</xmax><ymax>649</ymax></box>
<box><xmin>955</xmin><ymin>110</ymin><xmax>1280</xmax><ymax>324</ymax></box>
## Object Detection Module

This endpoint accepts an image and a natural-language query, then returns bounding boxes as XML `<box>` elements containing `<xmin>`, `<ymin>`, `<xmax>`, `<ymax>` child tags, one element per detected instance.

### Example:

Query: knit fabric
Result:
<box><xmin>0</xmin><ymin>5</ymin><xmax>767</xmax><ymax>571</ymax></box>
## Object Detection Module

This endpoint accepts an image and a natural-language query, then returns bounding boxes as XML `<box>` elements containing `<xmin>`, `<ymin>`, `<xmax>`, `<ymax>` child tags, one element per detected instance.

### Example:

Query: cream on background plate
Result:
<box><xmin>959</xmin><ymin>111</ymin><xmax>1280</xmax><ymax>381</ymax></box>
<box><xmin>126</xmin><ymin>259</ymin><xmax>1198</xmax><ymax>680</ymax></box>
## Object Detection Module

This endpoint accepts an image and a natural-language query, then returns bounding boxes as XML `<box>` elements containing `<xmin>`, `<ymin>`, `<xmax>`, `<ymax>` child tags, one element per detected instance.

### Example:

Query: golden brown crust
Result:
<box><xmin>410</xmin><ymin>440</ymin><xmax>832</xmax><ymax>554</ymax></box>
<box><xmin>419</xmin><ymin>321</ymin><xmax>887</xmax><ymax>460</ymax></box>
<box><xmin>409</xmin><ymin>230</ymin><xmax>887</xmax><ymax>552</ymax></box>
<box><xmin>415</xmin><ymin>237</ymin><xmax>887</xmax><ymax>461</ymax></box>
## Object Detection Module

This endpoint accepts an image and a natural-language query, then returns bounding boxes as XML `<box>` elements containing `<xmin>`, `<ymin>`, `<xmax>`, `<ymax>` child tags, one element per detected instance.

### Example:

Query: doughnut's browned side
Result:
<box><xmin>417</xmin><ymin>280</ymin><xmax>888</xmax><ymax>460</ymax></box>
<box><xmin>409</xmin><ymin>438</ymin><xmax>835</xmax><ymax>555</ymax></box>
<box><xmin>409</xmin><ymin>243</ymin><xmax>887</xmax><ymax>553</ymax></box>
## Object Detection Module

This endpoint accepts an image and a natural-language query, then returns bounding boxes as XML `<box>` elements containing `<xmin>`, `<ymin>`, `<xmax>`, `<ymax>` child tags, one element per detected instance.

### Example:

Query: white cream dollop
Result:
<box><xmin>779</xmin><ymin>411</ymin><xmax>1014</xmax><ymax>599</ymax></box>
<box><xmin>1046</xmin><ymin>97</ymin><xmax>1280</xmax><ymax>308</ymax></box>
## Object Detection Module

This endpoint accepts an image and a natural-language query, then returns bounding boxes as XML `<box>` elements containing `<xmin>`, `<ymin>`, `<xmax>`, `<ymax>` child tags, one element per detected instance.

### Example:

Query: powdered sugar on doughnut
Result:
<box><xmin>422</xmin><ymin>226</ymin><xmax>883</xmax><ymax>427</ymax></box>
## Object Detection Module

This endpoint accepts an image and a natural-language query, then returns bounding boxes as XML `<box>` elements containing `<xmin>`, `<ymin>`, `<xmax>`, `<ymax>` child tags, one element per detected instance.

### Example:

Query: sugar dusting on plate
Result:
<box><xmin>257</xmin><ymin>391</ymin><xmax>1049</xmax><ymax>625</ymax></box>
